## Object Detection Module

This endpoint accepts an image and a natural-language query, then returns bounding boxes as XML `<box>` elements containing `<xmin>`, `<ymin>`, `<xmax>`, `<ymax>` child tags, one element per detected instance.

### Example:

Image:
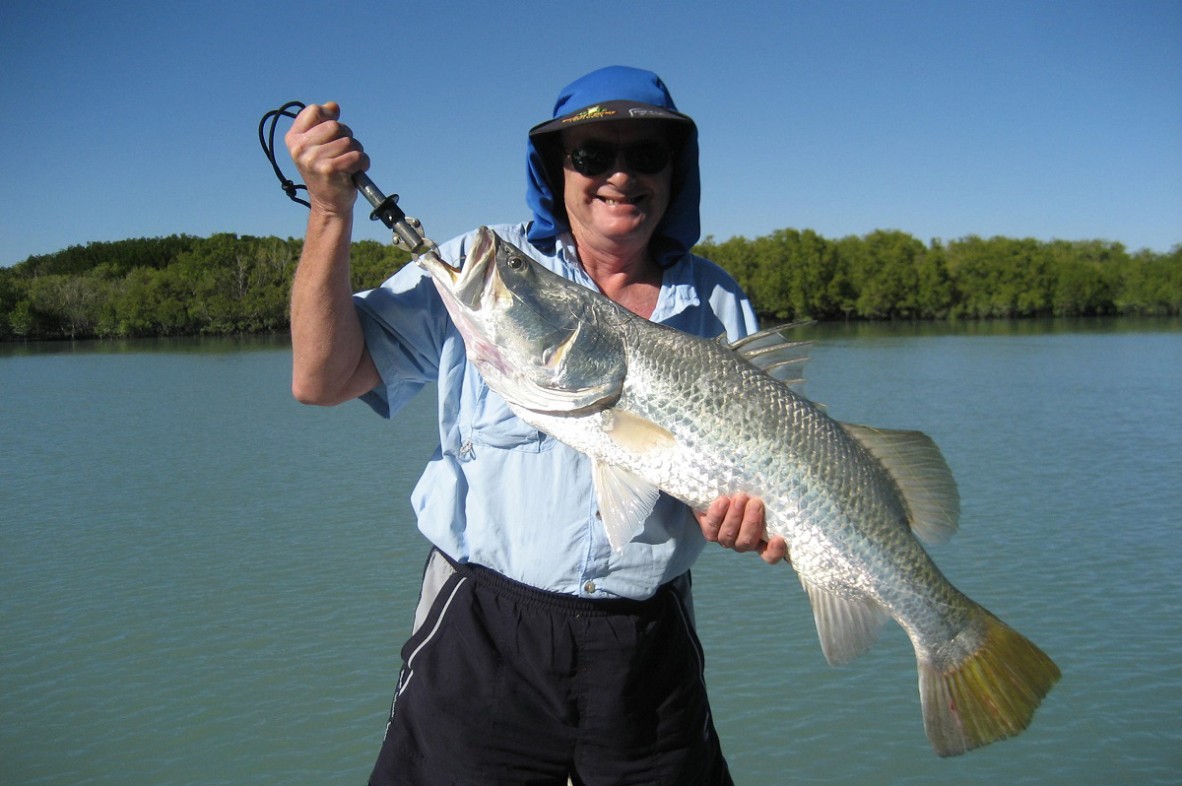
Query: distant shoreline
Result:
<box><xmin>2</xmin><ymin>231</ymin><xmax>1178</xmax><ymax>341</ymax></box>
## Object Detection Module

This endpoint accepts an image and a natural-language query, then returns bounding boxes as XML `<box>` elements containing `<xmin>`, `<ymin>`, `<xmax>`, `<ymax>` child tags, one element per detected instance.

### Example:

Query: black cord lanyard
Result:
<box><xmin>258</xmin><ymin>101</ymin><xmax>311</xmax><ymax>208</ymax></box>
<box><xmin>256</xmin><ymin>101</ymin><xmax>434</xmax><ymax>254</ymax></box>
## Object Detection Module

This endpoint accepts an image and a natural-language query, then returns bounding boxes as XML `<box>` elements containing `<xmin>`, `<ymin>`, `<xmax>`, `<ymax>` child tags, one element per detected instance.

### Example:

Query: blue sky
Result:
<box><xmin>2</xmin><ymin>0</ymin><xmax>1179</xmax><ymax>266</ymax></box>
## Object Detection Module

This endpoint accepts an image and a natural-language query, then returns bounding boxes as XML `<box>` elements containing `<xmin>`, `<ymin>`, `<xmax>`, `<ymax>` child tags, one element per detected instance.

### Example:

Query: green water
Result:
<box><xmin>2</xmin><ymin>321</ymin><xmax>1180</xmax><ymax>785</ymax></box>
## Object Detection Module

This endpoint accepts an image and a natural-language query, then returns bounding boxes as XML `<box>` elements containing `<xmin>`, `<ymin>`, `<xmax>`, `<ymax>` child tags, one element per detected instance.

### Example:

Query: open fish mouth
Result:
<box><xmin>417</xmin><ymin>227</ymin><xmax>497</xmax><ymax>309</ymax></box>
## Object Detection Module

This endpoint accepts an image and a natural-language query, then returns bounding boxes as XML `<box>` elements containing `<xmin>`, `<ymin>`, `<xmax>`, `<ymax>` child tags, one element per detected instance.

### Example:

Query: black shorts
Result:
<box><xmin>368</xmin><ymin>550</ymin><xmax>733</xmax><ymax>786</ymax></box>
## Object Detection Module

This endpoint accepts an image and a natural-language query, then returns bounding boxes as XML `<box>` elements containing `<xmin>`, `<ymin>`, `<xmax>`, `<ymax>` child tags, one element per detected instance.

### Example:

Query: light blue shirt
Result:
<box><xmin>354</xmin><ymin>222</ymin><xmax>758</xmax><ymax>600</ymax></box>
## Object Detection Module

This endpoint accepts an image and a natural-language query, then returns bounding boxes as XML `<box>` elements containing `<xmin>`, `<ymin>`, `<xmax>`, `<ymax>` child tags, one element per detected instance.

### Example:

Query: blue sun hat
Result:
<box><xmin>525</xmin><ymin>66</ymin><xmax>702</xmax><ymax>268</ymax></box>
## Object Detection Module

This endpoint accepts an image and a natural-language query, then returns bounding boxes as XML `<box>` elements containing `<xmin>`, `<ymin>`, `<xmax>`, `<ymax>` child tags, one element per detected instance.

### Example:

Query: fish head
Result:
<box><xmin>417</xmin><ymin>227</ymin><xmax>627</xmax><ymax>414</ymax></box>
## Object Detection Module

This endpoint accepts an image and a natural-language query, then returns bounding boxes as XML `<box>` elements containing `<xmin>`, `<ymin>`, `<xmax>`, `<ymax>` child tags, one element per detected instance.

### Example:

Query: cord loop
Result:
<box><xmin>258</xmin><ymin>101</ymin><xmax>310</xmax><ymax>208</ymax></box>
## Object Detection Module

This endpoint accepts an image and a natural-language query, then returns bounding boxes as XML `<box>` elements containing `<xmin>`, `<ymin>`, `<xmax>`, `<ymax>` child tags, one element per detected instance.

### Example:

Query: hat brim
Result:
<box><xmin>529</xmin><ymin>99</ymin><xmax>695</xmax><ymax>139</ymax></box>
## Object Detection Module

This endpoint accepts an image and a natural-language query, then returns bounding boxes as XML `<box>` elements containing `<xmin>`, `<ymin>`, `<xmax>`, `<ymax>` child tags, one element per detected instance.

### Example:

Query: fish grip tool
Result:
<box><xmin>258</xmin><ymin>100</ymin><xmax>439</xmax><ymax>256</ymax></box>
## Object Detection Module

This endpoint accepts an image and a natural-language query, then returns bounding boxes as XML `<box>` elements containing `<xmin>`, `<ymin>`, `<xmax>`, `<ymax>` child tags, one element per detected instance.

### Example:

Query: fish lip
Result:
<box><xmin>418</xmin><ymin>226</ymin><xmax>496</xmax><ymax>309</ymax></box>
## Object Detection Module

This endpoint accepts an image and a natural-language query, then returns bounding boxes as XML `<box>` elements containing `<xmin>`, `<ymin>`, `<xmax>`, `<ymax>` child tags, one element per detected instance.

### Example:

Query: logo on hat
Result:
<box><xmin>561</xmin><ymin>104</ymin><xmax>618</xmax><ymax>124</ymax></box>
<box><xmin>628</xmin><ymin>107</ymin><xmax>672</xmax><ymax>119</ymax></box>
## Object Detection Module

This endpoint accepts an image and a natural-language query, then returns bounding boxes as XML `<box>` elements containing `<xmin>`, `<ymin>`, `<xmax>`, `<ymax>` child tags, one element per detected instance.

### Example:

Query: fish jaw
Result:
<box><xmin>416</xmin><ymin>227</ymin><xmax>517</xmax><ymax>383</ymax></box>
<box><xmin>416</xmin><ymin>226</ymin><xmax>496</xmax><ymax>310</ymax></box>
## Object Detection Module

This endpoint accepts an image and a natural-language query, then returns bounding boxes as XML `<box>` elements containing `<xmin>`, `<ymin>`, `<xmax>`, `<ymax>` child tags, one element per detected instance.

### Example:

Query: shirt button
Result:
<box><xmin>583</xmin><ymin>580</ymin><xmax>597</xmax><ymax>594</ymax></box>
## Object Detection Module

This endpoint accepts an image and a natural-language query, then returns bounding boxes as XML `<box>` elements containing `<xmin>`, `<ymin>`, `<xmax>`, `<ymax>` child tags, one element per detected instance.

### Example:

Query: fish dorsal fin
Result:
<box><xmin>800</xmin><ymin>576</ymin><xmax>889</xmax><ymax>665</ymax></box>
<box><xmin>593</xmin><ymin>409</ymin><xmax>677</xmax><ymax>551</ymax></box>
<box><xmin>841</xmin><ymin>423</ymin><xmax>961</xmax><ymax>544</ymax></box>
<box><xmin>722</xmin><ymin>321</ymin><xmax>813</xmax><ymax>387</ymax></box>
<box><xmin>593</xmin><ymin>460</ymin><xmax>662</xmax><ymax>552</ymax></box>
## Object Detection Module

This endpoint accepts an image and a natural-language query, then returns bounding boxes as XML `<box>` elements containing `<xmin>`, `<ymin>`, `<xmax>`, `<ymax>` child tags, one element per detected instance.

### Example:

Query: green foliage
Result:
<box><xmin>2</xmin><ymin>228</ymin><xmax>1177</xmax><ymax>340</ymax></box>
<box><xmin>699</xmin><ymin>231</ymin><xmax>1179</xmax><ymax>322</ymax></box>
<box><xmin>1</xmin><ymin>234</ymin><xmax>411</xmax><ymax>340</ymax></box>
<box><xmin>1114</xmin><ymin>246</ymin><xmax>1182</xmax><ymax>315</ymax></box>
<box><xmin>697</xmin><ymin>230</ymin><xmax>854</xmax><ymax>320</ymax></box>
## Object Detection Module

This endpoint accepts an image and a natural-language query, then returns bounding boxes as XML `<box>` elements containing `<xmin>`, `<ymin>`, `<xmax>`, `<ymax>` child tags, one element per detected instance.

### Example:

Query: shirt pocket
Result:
<box><xmin>465</xmin><ymin>379</ymin><xmax>553</xmax><ymax>453</ymax></box>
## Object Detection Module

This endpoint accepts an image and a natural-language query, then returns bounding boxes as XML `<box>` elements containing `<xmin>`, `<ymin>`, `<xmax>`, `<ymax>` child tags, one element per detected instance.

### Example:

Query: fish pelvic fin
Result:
<box><xmin>593</xmin><ymin>410</ymin><xmax>677</xmax><ymax>551</ymax></box>
<box><xmin>592</xmin><ymin>461</ymin><xmax>661</xmax><ymax>552</ymax></box>
<box><xmin>918</xmin><ymin>613</ymin><xmax>1061</xmax><ymax>757</ymax></box>
<box><xmin>841</xmin><ymin>423</ymin><xmax>960</xmax><ymax>544</ymax></box>
<box><xmin>801</xmin><ymin>578</ymin><xmax>889</xmax><ymax>666</ymax></box>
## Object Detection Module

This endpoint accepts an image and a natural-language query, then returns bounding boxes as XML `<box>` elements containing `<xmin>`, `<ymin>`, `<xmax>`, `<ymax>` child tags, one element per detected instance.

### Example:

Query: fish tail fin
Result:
<box><xmin>918</xmin><ymin>612</ymin><xmax>1060</xmax><ymax>757</ymax></box>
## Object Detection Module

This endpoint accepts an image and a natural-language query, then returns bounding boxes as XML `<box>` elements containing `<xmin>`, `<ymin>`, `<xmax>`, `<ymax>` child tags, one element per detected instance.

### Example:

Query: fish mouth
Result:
<box><xmin>417</xmin><ymin>226</ymin><xmax>497</xmax><ymax>309</ymax></box>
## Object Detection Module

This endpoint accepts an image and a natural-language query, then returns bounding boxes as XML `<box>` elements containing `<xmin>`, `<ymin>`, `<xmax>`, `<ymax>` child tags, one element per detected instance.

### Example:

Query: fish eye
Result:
<box><xmin>507</xmin><ymin>255</ymin><xmax>526</xmax><ymax>270</ymax></box>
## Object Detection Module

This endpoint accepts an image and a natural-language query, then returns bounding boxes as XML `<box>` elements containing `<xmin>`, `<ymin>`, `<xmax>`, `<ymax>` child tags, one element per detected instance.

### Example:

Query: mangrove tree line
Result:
<box><xmin>1</xmin><ymin>229</ymin><xmax>1178</xmax><ymax>340</ymax></box>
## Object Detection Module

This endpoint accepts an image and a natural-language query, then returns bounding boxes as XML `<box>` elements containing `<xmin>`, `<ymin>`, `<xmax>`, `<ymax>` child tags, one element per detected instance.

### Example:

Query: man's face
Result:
<box><xmin>559</xmin><ymin>120</ymin><xmax>673</xmax><ymax>252</ymax></box>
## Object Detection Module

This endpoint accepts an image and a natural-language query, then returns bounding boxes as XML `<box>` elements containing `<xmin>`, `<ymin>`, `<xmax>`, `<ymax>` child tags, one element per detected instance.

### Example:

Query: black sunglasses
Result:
<box><xmin>565</xmin><ymin>140</ymin><xmax>672</xmax><ymax>177</ymax></box>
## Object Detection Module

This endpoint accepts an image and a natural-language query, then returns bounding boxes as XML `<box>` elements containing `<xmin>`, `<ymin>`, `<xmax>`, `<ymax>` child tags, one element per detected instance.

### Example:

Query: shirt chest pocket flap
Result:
<box><xmin>466</xmin><ymin>381</ymin><xmax>553</xmax><ymax>453</ymax></box>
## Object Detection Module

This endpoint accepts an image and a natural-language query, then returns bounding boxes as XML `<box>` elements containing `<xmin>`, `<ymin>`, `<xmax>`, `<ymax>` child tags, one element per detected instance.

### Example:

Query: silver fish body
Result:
<box><xmin>417</xmin><ymin>226</ymin><xmax>1059</xmax><ymax>756</ymax></box>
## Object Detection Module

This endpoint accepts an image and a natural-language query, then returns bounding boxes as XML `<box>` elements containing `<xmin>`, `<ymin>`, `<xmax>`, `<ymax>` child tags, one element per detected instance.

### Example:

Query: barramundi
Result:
<box><xmin>416</xmin><ymin>226</ymin><xmax>1059</xmax><ymax>757</ymax></box>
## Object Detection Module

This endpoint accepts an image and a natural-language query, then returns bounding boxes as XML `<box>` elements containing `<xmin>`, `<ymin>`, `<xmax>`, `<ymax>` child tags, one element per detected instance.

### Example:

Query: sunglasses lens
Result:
<box><xmin>568</xmin><ymin>141</ymin><xmax>671</xmax><ymax>176</ymax></box>
<box><xmin>570</xmin><ymin>143</ymin><xmax>615</xmax><ymax>176</ymax></box>
<box><xmin>626</xmin><ymin>141</ymin><xmax>671</xmax><ymax>174</ymax></box>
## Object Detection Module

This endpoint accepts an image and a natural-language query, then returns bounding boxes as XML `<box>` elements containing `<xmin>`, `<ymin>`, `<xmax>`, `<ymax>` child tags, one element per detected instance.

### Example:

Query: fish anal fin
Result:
<box><xmin>593</xmin><ymin>460</ymin><xmax>661</xmax><ymax>552</ymax></box>
<box><xmin>801</xmin><ymin>577</ymin><xmax>888</xmax><ymax>666</ymax></box>
<box><xmin>841</xmin><ymin>423</ymin><xmax>961</xmax><ymax>544</ymax></box>
<box><xmin>918</xmin><ymin>612</ymin><xmax>1061</xmax><ymax>756</ymax></box>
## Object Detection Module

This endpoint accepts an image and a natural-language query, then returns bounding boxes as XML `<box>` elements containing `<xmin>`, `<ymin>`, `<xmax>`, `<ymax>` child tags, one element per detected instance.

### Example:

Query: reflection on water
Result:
<box><xmin>0</xmin><ymin>333</ymin><xmax>291</xmax><ymax>357</ymax></box>
<box><xmin>801</xmin><ymin>314</ymin><xmax>1180</xmax><ymax>339</ymax></box>
<box><xmin>2</xmin><ymin>320</ymin><xmax>1180</xmax><ymax>785</ymax></box>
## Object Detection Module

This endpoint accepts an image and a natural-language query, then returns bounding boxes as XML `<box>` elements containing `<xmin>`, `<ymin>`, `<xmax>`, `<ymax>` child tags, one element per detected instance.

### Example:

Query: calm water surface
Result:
<box><xmin>2</xmin><ymin>320</ymin><xmax>1180</xmax><ymax>785</ymax></box>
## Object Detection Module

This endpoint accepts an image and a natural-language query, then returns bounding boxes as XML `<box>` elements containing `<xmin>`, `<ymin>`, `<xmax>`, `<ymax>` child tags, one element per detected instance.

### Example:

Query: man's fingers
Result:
<box><xmin>732</xmin><ymin>496</ymin><xmax>765</xmax><ymax>551</ymax></box>
<box><xmin>289</xmin><ymin>101</ymin><xmax>340</xmax><ymax>134</ymax></box>
<box><xmin>715</xmin><ymin>492</ymin><xmax>749</xmax><ymax>549</ymax></box>
<box><xmin>758</xmin><ymin>536</ymin><xmax>790</xmax><ymax>565</ymax></box>
<box><xmin>698</xmin><ymin>498</ymin><xmax>727</xmax><ymax>542</ymax></box>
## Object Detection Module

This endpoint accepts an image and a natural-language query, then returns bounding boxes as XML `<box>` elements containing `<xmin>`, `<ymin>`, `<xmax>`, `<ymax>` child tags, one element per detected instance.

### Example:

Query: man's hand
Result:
<box><xmin>697</xmin><ymin>493</ymin><xmax>788</xmax><ymax>565</ymax></box>
<box><xmin>285</xmin><ymin>102</ymin><xmax>369</xmax><ymax>218</ymax></box>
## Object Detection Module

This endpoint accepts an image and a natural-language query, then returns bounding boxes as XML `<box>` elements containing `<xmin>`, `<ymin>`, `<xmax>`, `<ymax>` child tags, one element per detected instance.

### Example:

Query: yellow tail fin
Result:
<box><xmin>918</xmin><ymin>613</ymin><xmax>1060</xmax><ymax>757</ymax></box>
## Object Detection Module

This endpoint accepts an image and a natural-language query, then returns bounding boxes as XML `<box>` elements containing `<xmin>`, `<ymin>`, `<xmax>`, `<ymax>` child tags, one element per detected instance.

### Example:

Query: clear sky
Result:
<box><xmin>2</xmin><ymin>0</ymin><xmax>1179</xmax><ymax>267</ymax></box>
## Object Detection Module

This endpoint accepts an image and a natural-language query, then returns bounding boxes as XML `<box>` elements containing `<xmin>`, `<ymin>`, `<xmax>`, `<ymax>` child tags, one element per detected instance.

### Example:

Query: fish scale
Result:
<box><xmin>417</xmin><ymin>226</ymin><xmax>1060</xmax><ymax>757</ymax></box>
<box><xmin>614</xmin><ymin>324</ymin><xmax>912</xmax><ymax>601</ymax></box>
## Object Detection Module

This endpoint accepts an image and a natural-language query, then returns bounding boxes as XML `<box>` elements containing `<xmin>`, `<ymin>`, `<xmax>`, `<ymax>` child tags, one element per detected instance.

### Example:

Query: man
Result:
<box><xmin>286</xmin><ymin>65</ymin><xmax>785</xmax><ymax>785</ymax></box>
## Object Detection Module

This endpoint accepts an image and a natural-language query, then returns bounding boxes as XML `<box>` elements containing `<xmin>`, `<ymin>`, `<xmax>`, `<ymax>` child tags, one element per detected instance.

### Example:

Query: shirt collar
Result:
<box><xmin>554</xmin><ymin>233</ymin><xmax>701</xmax><ymax>324</ymax></box>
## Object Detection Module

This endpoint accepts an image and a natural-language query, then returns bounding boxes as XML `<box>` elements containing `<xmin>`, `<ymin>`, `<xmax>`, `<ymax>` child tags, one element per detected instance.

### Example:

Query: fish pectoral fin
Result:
<box><xmin>601</xmin><ymin>409</ymin><xmax>677</xmax><ymax>454</ymax></box>
<box><xmin>841</xmin><ymin>423</ymin><xmax>961</xmax><ymax>545</ymax></box>
<box><xmin>592</xmin><ymin>461</ymin><xmax>661</xmax><ymax>552</ymax></box>
<box><xmin>800</xmin><ymin>577</ymin><xmax>888</xmax><ymax>666</ymax></box>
